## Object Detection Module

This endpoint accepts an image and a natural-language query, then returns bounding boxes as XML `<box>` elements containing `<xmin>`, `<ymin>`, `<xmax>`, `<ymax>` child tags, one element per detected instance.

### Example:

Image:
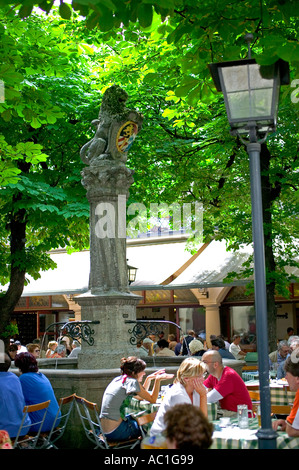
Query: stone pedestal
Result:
<box><xmin>76</xmin><ymin>292</ymin><xmax>141</xmax><ymax>369</ymax></box>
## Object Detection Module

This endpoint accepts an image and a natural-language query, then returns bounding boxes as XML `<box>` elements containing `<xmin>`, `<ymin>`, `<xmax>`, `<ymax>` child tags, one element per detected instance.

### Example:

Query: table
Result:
<box><xmin>246</xmin><ymin>380</ymin><xmax>296</xmax><ymax>406</ymax></box>
<box><xmin>211</xmin><ymin>417</ymin><xmax>299</xmax><ymax>449</ymax></box>
<box><xmin>242</xmin><ymin>370</ymin><xmax>277</xmax><ymax>382</ymax></box>
<box><xmin>125</xmin><ymin>397</ymin><xmax>218</xmax><ymax>422</ymax></box>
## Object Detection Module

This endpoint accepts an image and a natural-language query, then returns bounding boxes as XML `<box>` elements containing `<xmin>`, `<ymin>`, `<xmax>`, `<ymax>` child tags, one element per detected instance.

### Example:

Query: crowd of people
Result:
<box><xmin>138</xmin><ymin>329</ymin><xmax>248</xmax><ymax>360</ymax></box>
<box><xmin>1</xmin><ymin>326</ymin><xmax>298</xmax><ymax>450</ymax></box>
<box><xmin>7</xmin><ymin>335</ymin><xmax>81</xmax><ymax>361</ymax></box>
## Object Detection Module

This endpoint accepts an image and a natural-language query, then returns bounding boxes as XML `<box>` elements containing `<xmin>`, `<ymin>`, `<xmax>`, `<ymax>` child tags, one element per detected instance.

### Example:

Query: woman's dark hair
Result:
<box><xmin>157</xmin><ymin>339</ymin><xmax>169</xmax><ymax>349</ymax></box>
<box><xmin>14</xmin><ymin>352</ymin><xmax>39</xmax><ymax>373</ymax></box>
<box><xmin>120</xmin><ymin>356</ymin><xmax>146</xmax><ymax>377</ymax></box>
<box><xmin>211</xmin><ymin>338</ymin><xmax>225</xmax><ymax>349</ymax></box>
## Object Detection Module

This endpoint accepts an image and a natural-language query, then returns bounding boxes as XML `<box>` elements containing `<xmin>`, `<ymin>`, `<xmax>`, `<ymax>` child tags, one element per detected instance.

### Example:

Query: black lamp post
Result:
<box><xmin>208</xmin><ymin>34</ymin><xmax>289</xmax><ymax>449</ymax></box>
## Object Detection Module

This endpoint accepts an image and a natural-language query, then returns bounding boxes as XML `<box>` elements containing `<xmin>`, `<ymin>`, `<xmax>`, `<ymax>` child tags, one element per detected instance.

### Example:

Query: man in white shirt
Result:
<box><xmin>229</xmin><ymin>335</ymin><xmax>247</xmax><ymax>360</ymax></box>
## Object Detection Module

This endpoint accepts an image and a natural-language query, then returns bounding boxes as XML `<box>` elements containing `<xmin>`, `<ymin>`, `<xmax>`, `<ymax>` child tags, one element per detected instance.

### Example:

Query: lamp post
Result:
<box><xmin>127</xmin><ymin>262</ymin><xmax>138</xmax><ymax>285</ymax></box>
<box><xmin>208</xmin><ymin>35</ymin><xmax>289</xmax><ymax>449</ymax></box>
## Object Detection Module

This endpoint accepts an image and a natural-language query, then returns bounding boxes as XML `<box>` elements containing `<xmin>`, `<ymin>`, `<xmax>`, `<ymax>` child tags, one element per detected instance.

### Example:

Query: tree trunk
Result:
<box><xmin>0</xmin><ymin>196</ymin><xmax>27</xmax><ymax>342</ymax></box>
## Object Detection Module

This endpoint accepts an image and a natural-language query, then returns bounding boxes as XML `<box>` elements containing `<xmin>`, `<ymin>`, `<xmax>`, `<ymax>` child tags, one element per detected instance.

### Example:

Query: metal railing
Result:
<box><xmin>40</xmin><ymin>320</ymin><xmax>100</xmax><ymax>353</ymax></box>
<box><xmin>124</xmin><ymin>319</ymin><xmax>190</xmax><ymax>355</ymax></box>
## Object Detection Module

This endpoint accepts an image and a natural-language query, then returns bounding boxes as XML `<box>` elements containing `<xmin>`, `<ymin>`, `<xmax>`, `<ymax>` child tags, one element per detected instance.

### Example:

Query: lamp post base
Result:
<box><xmin>256</xmin><ymin>428</ymin><xmax>278</xmax><ymax>449</ymax></box>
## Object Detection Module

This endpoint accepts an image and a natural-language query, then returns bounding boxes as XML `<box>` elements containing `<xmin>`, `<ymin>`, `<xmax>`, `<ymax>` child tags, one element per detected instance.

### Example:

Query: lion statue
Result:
<box><xmin>80</xmin><ymin>85</ymin><xmax>143</xmax><ymax>165</ymax></box>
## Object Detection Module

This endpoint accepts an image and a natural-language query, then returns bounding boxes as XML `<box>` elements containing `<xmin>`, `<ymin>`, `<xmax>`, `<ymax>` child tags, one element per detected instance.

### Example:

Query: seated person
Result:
<box><xmin>26</xmin><ymin>343</ymin><xmax>41</xmax><ymax>359</ymax></box>
<box><xmin>229</xmin><ymin>335</ymin><xmax>247</xmax><ymax>360</ymax></box>
<box><xmin>51</xmin><ymin>344</ymin><xmax>67</xmax><ymax>358</ymax></box>
<box><xmin>269</xmin><ymin>340</ymin><xmax>289</xmax><ymax>366</ymax></box>
<box><xmin>164</xmin><ymin>403</ymin><xmax>213</xmax><ymax>450</ymax></box>
<box><xmin>0</xmin><ymin>353</ymin><xmax>31</xmax><ymax>439</ymax></box>
<box><xmin>46</xmin><ymin>341</ymin><xmax>58</xmax><ymax>358</ymax></box>
<box><xmin>100</xmin><ymin>356</ymin><xmax>173</xmax><ymax>442</ymax></box>
<box><xmin>155</xmin><ymin>339</ymin><xmax>175</xmax><ymax>357</ymax></box>
<box><xmin>174</xmin><ymin>336</ymin><xmax>184</xmax><ymax>356</ymax></box>
<box><xmin>202</xmin><ymin>350</ymin><xmax>252</xmax><ymax>417</ymax></box>
<box><xmin>275</xmin><ymin>341</ymin><xmax>299</xmax><ymax>379</ymax></box>
<box><xmin>150</xmin><ymin>357</ymin><xmax>207</xmax><ymax>436</ymax></box>
<box><xmin>167</xmin><ymin>334</ymin><xmax>178</xmax><ymax>352</ymax></box>
<box><xmin>68</xmin><ymin>340</ymin><xmax>81</xmax><ymax>358</ymax></box>
<box><xmin>189</xmin><ymin>339</ymin><xmax>205</xmax><ymax>357</ymax></box>
<box><xmin>7</xmin><ymin>343</ymin><xmax>18</xmax><ymax>361</ymax></box>
<box><xmin>181</xmin><ymin>330</ymin><xmax>196</xmax><ymax>356</ymax></box>
<box><xmin>272</xmin><ymin>355</ymin><xmax>299</xmax><ymax>437</ymax></box>
<box><xmin>211</xmin><ymin>338</ymin><xmax>235</xmax><ymax>360</ymax></box>
<box><xmin>14</xmin><ymin>352</ymin><xmax>61</xmax><ymax>432</ymax></box>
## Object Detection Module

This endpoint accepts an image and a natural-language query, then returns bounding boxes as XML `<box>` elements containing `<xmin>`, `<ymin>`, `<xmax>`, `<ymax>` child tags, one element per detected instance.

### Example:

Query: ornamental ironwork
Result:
<box><xmin>59</xmin><ymin>320</ymin><xmax>100</xmax><ymax>346</ymax></box>
<box><xmin>125</xmin><ymin>319</ymin><xmax>184</xmax><ymax>346</ymax></box>
<box><xmin>40</xmin><ymin>320</ymin><xmax>100</xmax><ymax>352</ymax></box>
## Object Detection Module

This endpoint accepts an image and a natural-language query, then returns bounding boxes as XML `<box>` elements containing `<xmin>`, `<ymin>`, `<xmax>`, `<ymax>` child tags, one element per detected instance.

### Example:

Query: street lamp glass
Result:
<box><xmin>127</xmin><ymin>264</ymin><xmax>137</xmax><ymax>284</ymax></box>
<box><xmin>208</xmin><ymin>59</ymin><xmax>289</xmax><ymax>135</ymax></box>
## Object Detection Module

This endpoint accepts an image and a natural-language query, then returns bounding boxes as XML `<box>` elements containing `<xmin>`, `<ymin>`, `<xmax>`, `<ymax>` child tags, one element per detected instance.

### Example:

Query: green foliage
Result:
<box><xmin>0</xmin><ymin>9</ymin><xmax>99</xmax><ymax>293</ymax></box>
<box><xmin>1</xmin><ymin>322</ymin><xmax>19</xmax><ymax>338</ymax></box>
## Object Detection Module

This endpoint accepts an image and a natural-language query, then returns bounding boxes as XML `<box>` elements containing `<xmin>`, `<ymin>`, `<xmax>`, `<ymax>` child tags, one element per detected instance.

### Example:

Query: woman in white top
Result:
<box><xmin>150</xmin><ymin>357</ymin><xmax>207</xmax><ymax>436</ymax></box>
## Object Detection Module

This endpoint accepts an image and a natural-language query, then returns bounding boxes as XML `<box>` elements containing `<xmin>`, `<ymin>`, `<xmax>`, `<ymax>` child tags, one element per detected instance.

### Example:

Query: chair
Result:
<box><xmin>248</xmin><ymin>390</ymin><xmax>260</xmax><ymax>414</ymax></box>
<box><xmin>74</xmin><ymin>395</ymin><xmax>141</xmax><ymax>449</ymax></box>
<box><xmin>248</xmin><ymin>390</ymin><xmax>260</xmax><ymax>401</ymax></box>
<box><xmin>42</xmin><ymin>394</ymin><xmax>76</xmax><ymax>449</ymax></box>
<box><xmin>13</xmin><ymin>400</ymin><xmax>51</xmax><ymax>449</ymax></box>
<box><xmin>242</xmin><ymin>365</ymin><xmax>258</xmax><ymax>371</ymax></box>
<box><xmin>271</xmin><ymin>405</ymin><xmax>292</xmax><ymax>417</ymax></box>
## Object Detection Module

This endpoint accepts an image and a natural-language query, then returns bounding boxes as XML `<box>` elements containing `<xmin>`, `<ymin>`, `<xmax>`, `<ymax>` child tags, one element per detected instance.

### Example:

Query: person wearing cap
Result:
<box><xmin>14</xmin><ymin>341</ymin><xmax>27</xmax><ymax>353</ymax></box>
<box><xmin>189</xmin><ymin>339</ymin><xmax>205</xmax><ymax>357</ymax></box>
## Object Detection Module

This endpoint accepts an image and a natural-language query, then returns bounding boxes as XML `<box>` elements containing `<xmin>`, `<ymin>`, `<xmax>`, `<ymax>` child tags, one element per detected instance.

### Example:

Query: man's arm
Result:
<box><xmin>286</xmin><ymin>421</ymin><xmax>299</xmax><ymax>437</ymax></box>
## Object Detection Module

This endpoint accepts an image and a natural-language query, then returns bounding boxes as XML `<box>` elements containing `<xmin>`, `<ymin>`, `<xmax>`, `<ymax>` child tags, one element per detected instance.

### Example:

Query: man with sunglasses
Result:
<box><xmin>202</xmin><ymin>350</ymin><xmax>252</xmax><ymax>417</ymax></box>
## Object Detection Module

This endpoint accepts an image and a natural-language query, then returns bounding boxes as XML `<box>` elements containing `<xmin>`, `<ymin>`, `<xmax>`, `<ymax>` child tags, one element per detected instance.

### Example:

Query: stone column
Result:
<box><xmin>76</xmin><ymin>85</ymin><xmax>143</xmax><ymax>369</ymax></box>
<box><xmin>204</xmin><ymin>304</ymin><xmax>221</xmax><ymax>348</ymax></box>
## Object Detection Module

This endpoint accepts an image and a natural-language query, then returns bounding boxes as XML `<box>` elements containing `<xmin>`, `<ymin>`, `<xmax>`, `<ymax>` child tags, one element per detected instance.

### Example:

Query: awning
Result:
<box><xmin>130</xmin><ymin>240</ymin><xmax>253</xmax><ymax>291</ymax></box>
<box><xmin>7</xmin><ymin>235</ymin><xmax>194</xmax><ymax>297</ymax></box>
<box><xmin>168</xmin><ymin>240</ymin><xmax>253</xmax><ymax>288</ymax></box>
<box><xmin>127</xmin><ymin>236</ymin><xmax>194</xmax><ymax>286</ymax></box>
<box><xmin>21</xmin><ymin>250</ymin><xmax>90</xmax><ymax>296</ymax></box>
<box><xmin>2</xmin><ymin>237</ymin><xmax>297</xmax><ymax>297</ymax></box>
